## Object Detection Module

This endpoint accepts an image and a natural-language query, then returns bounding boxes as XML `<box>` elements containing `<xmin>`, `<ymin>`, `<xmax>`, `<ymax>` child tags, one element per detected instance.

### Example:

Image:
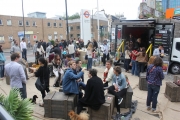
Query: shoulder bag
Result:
<box><xmin>35</xmin><ymin>67</ymin><xmax>46</xmax><ymax>91</ymax></box>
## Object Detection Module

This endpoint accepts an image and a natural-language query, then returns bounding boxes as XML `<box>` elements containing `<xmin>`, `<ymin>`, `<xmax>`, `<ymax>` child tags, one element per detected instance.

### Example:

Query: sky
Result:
<box><xmin>0</xmin><ymin>0</ymin><xmax>142</xmax><ymax>19</ymax></box>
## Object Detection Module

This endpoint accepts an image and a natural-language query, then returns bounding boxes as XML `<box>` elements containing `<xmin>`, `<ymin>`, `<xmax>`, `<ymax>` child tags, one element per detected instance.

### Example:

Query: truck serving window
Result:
<box><xmin>176</xmin><ymin>42</ymin><xmax>180</xmax><ymax>51</ymax></box>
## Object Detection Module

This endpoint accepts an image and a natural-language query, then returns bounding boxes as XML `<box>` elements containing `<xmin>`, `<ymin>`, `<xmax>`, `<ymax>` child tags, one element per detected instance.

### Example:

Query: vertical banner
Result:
<box><xmin>80</xmin><ymin>9</ymin><xmax>91</xmax><ymax>45</ymax></box>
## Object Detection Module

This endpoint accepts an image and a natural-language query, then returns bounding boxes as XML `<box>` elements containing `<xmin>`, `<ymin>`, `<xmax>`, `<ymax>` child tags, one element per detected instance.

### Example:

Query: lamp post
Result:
<box><xmin>65</xmin><ymin>0</ymin><xmax>69</xmax><ymax>40</ymax></box>
<box><xmin>22</xmin><ymin>0</ymin><xmax>25</xmax><ymax>39</ymax></box>
<box><xmin>97</xmin><ymin>0</ymin><xmax>100</xmax><ymax>44</ymax></box>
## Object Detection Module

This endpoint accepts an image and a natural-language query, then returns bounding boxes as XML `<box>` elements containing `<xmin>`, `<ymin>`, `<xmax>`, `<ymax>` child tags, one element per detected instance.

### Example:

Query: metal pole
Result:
<box><xmin>65</xmin><ymin>0</ymin><xmax>69</xmax><ymax>40</ymax></box>
<box><xmin>97</xmin><ymin>0</ymin><xmax>100</xmax><ymax>43</ymax></box>
<box><xmin>92</xmin><ymin>10</ymin><xmax>93</xmax><ymax>35</ymax></box>
<box><xmin>22</xmin><ymin>0</ymin><xmax>25</xmax><ymax>39</ymax></box>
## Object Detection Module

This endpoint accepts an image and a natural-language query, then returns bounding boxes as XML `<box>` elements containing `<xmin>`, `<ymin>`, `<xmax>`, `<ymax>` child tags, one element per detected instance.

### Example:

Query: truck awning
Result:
<box><xmin>112</xmin><ymin>20</ymin><xmax>155</xmax><ymax>26</ymax></box>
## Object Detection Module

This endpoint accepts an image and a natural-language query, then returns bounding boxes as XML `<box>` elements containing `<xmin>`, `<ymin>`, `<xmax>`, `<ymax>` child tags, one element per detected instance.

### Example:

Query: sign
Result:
<box><xmin>111</xmin><ymin>28</ymin><xmax>115</xmax><ymax>39</ymax></box>
<box><xmin>33</xmin><ymin>35</ymin><xmax>37</xmax><ymax>40</ymax></box>
<box><xmin>174</xmin><ymin>8</ymin><xmax>180</xmax><ymax>15</ymax></box>
<box><xmin>163</xmin><ymin>61</ymin><xmax>169</xmax><ymax>75</ymax></box>
<box><xmin>80</xmin><ymin>9</ymin><xmax>91</xmax><ymax>45</ymax></box>
<box><xmin>18</xmin><ymin>31</ymin><xmax>33</xmax><ymax>37</ymax></box>
<box><xmin>84</xmin><ymin>11</ymin><xmax>90</xmax><ymax>18</ymax></box>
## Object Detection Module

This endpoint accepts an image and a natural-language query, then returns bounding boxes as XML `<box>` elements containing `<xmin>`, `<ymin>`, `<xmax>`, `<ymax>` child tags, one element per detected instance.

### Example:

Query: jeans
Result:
<box><xmin>131</xmin><ymin>60</ymin><xmax>138</xmax><ymax>76</ymax></box>
<box><xmin>78</xmin><ymin>81</ymin><xmax>86</xmax><ymax>90</ymax></box>
<box><xmin>87</xmin><ymin>58</ymin><xmax>92</xmax><ymax>70</ymax></box>
<box><xmin>102</xmin><ymin>53</ymin><xmax>109</xmax><ymax>66</ymax></box>
<box><xmin>77</xmin><ymin>100</ymin><xmax>88</xmax><ymax>114</ymax></box>
<box><xmin>19</xmin><ymin>83</ymin><xmax>27</xmax><ymax>99</ymax></box>
<box><xmin>0</xmin><ymin>64</ymin><xmax>4</xmax><ymax>78</ymax></box>
<box><xmin>124</xmin><ymin>59</ymin><xmax>131</xmax><ymax>71</ymax></box>
<box><xmin>22</xmin><ymin>49</ymin><xmax>27</xmax><ymax>61</ymax></box>
<box><xmin>41</xmin><ymin>87</ymin><xmax>50</xmax><ymax>99</ymax></box>
<box><xmin>108</xmin><ymin>85</ymin><xmax>127</xmax><ymax>113</ymax></box>
<box><xmin>146</xmin><ymin>84</ymin><xmax>160</xmax><ymax>110</ymax></box>
<box><xmin>137</xmin><ymin>62</ymin><xmax>145</xmax><ymax>76</ymax></box>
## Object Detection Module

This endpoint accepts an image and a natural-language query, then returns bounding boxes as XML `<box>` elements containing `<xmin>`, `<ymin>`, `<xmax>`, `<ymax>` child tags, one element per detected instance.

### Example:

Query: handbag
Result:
<box><xmin>35</xmin><ymin>78</ymin><xmax>46</xmax><ymax>91</ymax></box>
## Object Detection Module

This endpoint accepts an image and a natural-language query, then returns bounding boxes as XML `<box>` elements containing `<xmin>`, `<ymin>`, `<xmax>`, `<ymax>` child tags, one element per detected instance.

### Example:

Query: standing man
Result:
<box><xmin>11</xmin><ymin>39</ymin><xmax>16</xmax><ymax>48</ymax></box>
<box><xmin>20</xmin><ymin>38</ymin><xmax>27</xmax><ymax>60</ymax></box>
<box><xmin>102</xmin><ymin>40</ymin><xmax>109</xmax><ymax>66</ymax></box>
<box><xmin>10</xmin><ymin>41</ymin><xmax>21</xmax><ymax>54</ymax></box>
<box><xmin>153</xmin><ymin>44</ymin><xmax>164</xmax><ymax>57</ymax></box>
<box><xmin>42</xmin><ymin>40</ymin><xmax>47</xmax><ymax>57</ymax></box>
<box><xmin>5</xmin><ymin>53</ymin><xmax>27</xmax><ymax>99</ymax></box>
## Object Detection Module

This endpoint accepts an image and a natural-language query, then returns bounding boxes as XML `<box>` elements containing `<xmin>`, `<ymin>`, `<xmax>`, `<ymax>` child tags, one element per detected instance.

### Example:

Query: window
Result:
<box><xmin>77</xmin><ymin>34</ymin><xmax>80</xmax><ymax>37</ymax></box>
<box><xmin>0</xmin><ymin>36</ymin><xmax>4</xmax><ymax>42</ymax></box>
<box><xmin>18</xmin><ymin>21</ymin><xmax>23</xmax><ymax>26</ymax></box>
<box><xmin>0</xmin><ymin>20</ymin><xmax>3</xmax><ymax>25</ymax></box>
<box><xmin>70</xmin><ymin>27</ymin><xmax>73</xmax><ymax>31</ymax></box>
<box><xmin>8</xmin><ymin>36</ymin><xmax>13</xmax><ymax>41</ymax></box>
<box><xmin>32</xmin><ymin>21</ymin><xmax>36</xmax><ymax>26</ymax></box>
<box><xmin>47</xmin><ymin>22</ymin><xmax>51</xmax><ymax>27</ymax></box>
<box><xmin>54</xmin><ymin>35</ymin><xmax>57</xmax><ymax>39</ymax></box>
<box><xmin>26</xmin><ymin>21</ymin><xmax>30</xmax><ymax>26</ymax></box>
<box><xmin>60</xmin><ymin>35</ymin><xmax>63</xmax><ymax>39</ymax></box>
<box><xmin>54</xmin><ymin>23</ymin><xmax>57</xmax><ymax>27</ymax></box>
<box><xmin>59</xmin><ymin>23</ymin><xmax>62</xmax><ymax>27</ymax></box>
<box><xmin>48</xmin><ymin>35</ymin><xmax>52</xmax><ymax>40</ymax></box>
<box><xmin>7</xmin><ymin>20</ymin><xmax>11</xmax><ymax>25</ymax></box>
<box><xmin>76</xmin><ymin>26</ymin><xmax>80</xmax><ymax>29</ymax></box>
<box><xmin>70</xmin><ymin>34</ymin><xmax>73</xmax><ymax>37</ymax></box>
<box><xmin>176</xmin><ymin>42</ymin><xmax>180</xmax><ymax>51</ymax></box>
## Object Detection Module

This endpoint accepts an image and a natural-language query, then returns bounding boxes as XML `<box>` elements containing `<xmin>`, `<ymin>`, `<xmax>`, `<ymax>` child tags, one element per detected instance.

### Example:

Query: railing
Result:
<box><xmin>146</xmin><ymin>43</ymin><xmax>153</xmax><ymax>57</ymax></box>
<box><xmin>116</xmin><ymin>40</ymin><xmax>125</xmax><ymax>60</ymax></box>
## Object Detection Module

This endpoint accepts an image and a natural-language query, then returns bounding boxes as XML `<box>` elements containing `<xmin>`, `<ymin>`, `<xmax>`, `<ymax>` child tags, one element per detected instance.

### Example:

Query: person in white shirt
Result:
<box><xmin>153</xmin><ymin>44</ymin><xmax>164</xmax><ymax>57</ymax></box>
<box><xmin>103</xmin><ymin>60</ymin><xmax>114</xmax><ymax>87</ymax></box>
<box><xmin>36</xmin><ymin>42</ymin><xmax>45</xmax><ymax>57</ymax></box>
<box><xmin>68</xmin><ymin>41</ymin><xmax>75</xmax><ymax>58</ymax></box>
<box><xmin>102</xmin><ymin>40</ymin><xmax>109</xmax><ymax>66</ymax></box>
<box><xmin>20</xmin><ymin>38</ymin><xmax>27</xmax><ymax>60</ymax></box>
<box><xmin>11</xmin><ymin>39</ymin><xmax>15</xmax><ymax>48</ymax></box>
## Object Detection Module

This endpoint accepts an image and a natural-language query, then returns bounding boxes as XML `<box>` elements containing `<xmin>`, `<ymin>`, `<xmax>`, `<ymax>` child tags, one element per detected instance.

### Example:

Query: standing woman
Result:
<box><xmin>86</xmin><ymin>43</ymin><xmax>93</xmax><ymax>70</ymax></box>
<box><xmin>146</xmin><ymin>57</ymin><xmax>164</xmax><ymax>112</ymax></box>
<box><xmin>30</xmin><ymin>57</ymin><xmax>50</xmax><ymax>107</ymax></box>
<box><xmin>124</xmin><ymin>46</ymin><xmax>131</xmax><ymax>72</ymax></box>
<box><xmin>0</xmin><ymin>45</ymin><xmax>6</xmax><ymax>80</ymax></box>
<box><xmin>36</xmin><ymin>42</ymin><xmax>45</xmax><ymax>57</ymax></box>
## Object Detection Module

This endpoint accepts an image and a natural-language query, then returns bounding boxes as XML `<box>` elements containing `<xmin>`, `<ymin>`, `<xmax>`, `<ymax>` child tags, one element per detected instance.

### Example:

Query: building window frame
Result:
<box><xmin>0</xmin><ymin>36</ymin><xmax>5</xmax><ymax>43</ymax></box>
<box><xmin>77</xmin><ymin>34</ymin><xmax>80</xmax><ymax>38</ymax></box>
<box><xmin>26</xmin><ymin>21</ymin><xmax>30</xmax><ymax>26</ymax></box>
<box><xmin>18</xmin><ymin>20</ymin><xmax>23</xmax><ymax>26</ymax></box>
<box><xmin>0</xmin><ymin>19</ymin><xmax>3</xmax><ymax>25</ymax></box>
<box><xmin>59</xmin><ymin>23</ymin><xmax>62</xmax><ymax>27</ymax></box>
<box><xmin>8</xmin><ymin>36</ymin><xmax>13</xmax><ymax>41</ymax></box>
<box><xmin>48</xmin><ymin>35</ymin><xmax>52</xmax><ymax>40</ymax></box>
<box><xmin>70</xmin><ymin>34</ymin><xmax>73</xmax><ymax>37</ymax></box>
<box><xmin>70</xmin><ymin>26</ymin><xmax>73</xmax><ymax>31</ymax></box>
<box><xmin>7</xmin><ymin>20</ymin><xmax>12</xmax><ymax>26</ymax></box>
<box><xmin>47</xmin><ymin>22</ymin><xmax>51</xmax><ymax>27</ymax></box>
<box><xmin>54</xmin><ymin>22</ymin><xmax>57</xmax><ymax>27</ymax></box>
<box><xmin>76</xmin><ymin>26</ymin><xmax>80</xmax><ymax>29</ymax></box>
<box><xmin>32</xmin><ymin>21</ymin><xmax>37</xmax><ymax>26</ymax></box>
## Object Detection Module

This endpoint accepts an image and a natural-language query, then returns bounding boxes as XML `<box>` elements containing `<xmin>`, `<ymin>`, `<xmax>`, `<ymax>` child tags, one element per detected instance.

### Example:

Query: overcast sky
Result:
<box><xmin>0</xmin><ymin>0</ymin><xmax>141</xmax><ymax>19</ymax></box>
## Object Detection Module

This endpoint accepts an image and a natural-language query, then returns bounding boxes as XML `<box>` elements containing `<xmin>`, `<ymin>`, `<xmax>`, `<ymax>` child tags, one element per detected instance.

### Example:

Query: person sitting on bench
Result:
<box><xmin>108</xmin><ymin>66</ymin><xmax>127</xmax><ymax>119</ymax></box>
<box><xmin>103</xmin><ymin>60</ymin><xmax>114</xmax><ymax>88</ymax></box>
<box><xmin>77</xmin><ymin>69</ymin><xmax>105</xmax><ymax>114</ymax></box>
<box><xmin>62</xmin><ymin>61</ymin><xmax>85</xmax><ymax>96</ymax></box>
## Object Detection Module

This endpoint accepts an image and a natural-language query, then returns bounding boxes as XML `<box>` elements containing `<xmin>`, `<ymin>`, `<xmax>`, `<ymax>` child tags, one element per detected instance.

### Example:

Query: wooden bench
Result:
<box><xmin>88</xmin><ymin>95</ymin><xmax>115</xmax><ymax>120</ymax></box>
<box><xmin>139</xmin><ymin>73</ymin><xmax>148</xmax><ymax>91</ymax></box>
<box><xmin>44</xmin><ymin>91</ymin><xmax>77</xmax><ymax>120</ymax></box>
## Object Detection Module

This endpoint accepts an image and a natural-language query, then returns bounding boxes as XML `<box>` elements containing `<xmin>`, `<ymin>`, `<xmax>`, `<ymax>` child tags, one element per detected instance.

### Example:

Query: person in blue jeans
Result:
<box><xmin>131</xmin><ymin>48</ymin><xmax>138</xmax><ymax>76</ymax></box>
<box><xmin>0</xmin><ymin>45</ymin><xmax>6</xmax><ymax>79</ymax></box>
<box><xmin>146</xmin><ymin>57</ymin><xmax>164</xmax><ymax>112</ymax></box>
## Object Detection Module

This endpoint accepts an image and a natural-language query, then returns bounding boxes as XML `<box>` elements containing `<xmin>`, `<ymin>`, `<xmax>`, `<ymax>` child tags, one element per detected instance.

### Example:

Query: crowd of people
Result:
<box><xmin>0</xmin><ymin>36</ymin><xmax>165</xmax><ymax>119</ymax></box>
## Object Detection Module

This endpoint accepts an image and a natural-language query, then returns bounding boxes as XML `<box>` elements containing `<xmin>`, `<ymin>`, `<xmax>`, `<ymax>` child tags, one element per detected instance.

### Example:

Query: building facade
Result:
<box><xmin>162</xmin><ymin>0</ymin><xmax>180</xmax><ymax>12</ymax></box>
<box><xmin>0</xmin><ymin>14</ymin><xmax>108</xmax><ymax>48</ymax></box>
<box><xmin>27</xmin><ymin>12</ymin><xmax>46</xmax><ymax>18</ymax></box>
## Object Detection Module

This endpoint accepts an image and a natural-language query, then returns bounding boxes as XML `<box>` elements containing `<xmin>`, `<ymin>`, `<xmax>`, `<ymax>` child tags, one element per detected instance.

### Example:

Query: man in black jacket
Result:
<box><xmin>77</xmin><ymin>69</ymin><xmax>105</xmax><ymax>114</ymax></box>
<box><xmin>41</xmin><ymin>40</ymin><xmax>47</xmax><ymax>57</ymax></box>
<box><xmin>50</xmin><ymin>44</ymin><xmax>62</xmax><ymax>58</ymax></box>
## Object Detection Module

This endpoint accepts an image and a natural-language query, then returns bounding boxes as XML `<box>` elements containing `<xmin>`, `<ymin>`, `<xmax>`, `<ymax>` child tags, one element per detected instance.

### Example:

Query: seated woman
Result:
<box><xmin>52</xmin><ymin>54</ymin><xmax>64</xmax><ymax>87</ymax></box>
<box><xmin>77</xmin><ymin>69</ymin><xmax>105</xmax><ymax>114</ymax></box>
<box><xmin>108</xmin><ymin>66</ymin><xmax>127</xmax><ymax>119</ymax></box>
<box><xmin>62</xmin><ymin>61</ymin><xmax>85</xmax><ymax>95</ymax></box>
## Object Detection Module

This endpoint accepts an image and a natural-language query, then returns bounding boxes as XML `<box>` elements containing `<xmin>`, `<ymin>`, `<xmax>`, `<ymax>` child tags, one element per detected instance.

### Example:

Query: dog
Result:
<box><xmin>29</xmin><ymin>95</ymin><xmax>38</xmax><ymax>104</ymax></box>
<box><xmin>68</xmin><ymin>110</ymin><xmax>89</xmax><ymax>120</ymax></box>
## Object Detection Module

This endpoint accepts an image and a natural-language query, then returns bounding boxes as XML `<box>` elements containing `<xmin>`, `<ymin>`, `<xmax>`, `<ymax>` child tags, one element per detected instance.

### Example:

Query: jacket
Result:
<box><xmin>62</xmin><ymin>68</ymin><xmax>84</xmax><ymax>94</ymax></box>
<box><xmin>50</xmin><ymin>46</ymin><xmax>62</xmax><ymax>57</ymax></box>
<box><xmin>146</xmin><ymin>64</ymin><xmax>164</xmax><ymax>86</ymax></box>
<box><xmin>10</xmin><ymin>45</ymin><xmax>21</xmax><ymax>53</ymax></box>
<box><xmin>136</xmin><ymin>52</ymin><xmax>148</xmax><ymax>63</ymax></box>
<box><xmin>112</xmin><ymin>73</ymin><xmax>127</xmax><ymax>91</ymax></box>
<box><xmin>0</xmin><ymin>52</ymin><xmax>6</xmax><ymax>62</ymax></box>
<box><xmin>80</xmin><ymin>76</ymin><xmax>105</xmax><ymax>110</ymax></box>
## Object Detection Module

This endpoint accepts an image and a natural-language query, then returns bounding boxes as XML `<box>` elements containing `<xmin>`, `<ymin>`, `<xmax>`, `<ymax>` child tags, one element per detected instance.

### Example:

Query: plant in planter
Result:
<box><xmin>0</xmin><ymin>89</ymin><xmax>34</xmax><ymax>120</ymax></box>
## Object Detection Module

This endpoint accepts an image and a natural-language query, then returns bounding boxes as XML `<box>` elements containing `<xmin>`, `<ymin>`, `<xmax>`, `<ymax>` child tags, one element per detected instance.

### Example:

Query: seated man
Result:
<box><xmin>62</xmin><ymin>61</ymin><xmax>85</xmax><ymax>95</ymax></box>
<box><xmin>108</xmin><ymin>66</ymin><xmax>127</xmax><ymax>119</ymax></box>
<box><xmin>103</xmin><ymin>60</ymin><xmax>114</xmax><ymax>87</ymax></box>
<box><xmin>77</xmin><ymin>69</ymin><xmax>105</xmax><ymax>114</ymax></box>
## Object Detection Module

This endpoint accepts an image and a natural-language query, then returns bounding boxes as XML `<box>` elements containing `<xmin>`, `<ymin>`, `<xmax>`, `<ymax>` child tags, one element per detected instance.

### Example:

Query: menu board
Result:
<box><xmin>154</xmin><ymin>29</ymin><xmax>171</xmax><ymax>55</ymax></box>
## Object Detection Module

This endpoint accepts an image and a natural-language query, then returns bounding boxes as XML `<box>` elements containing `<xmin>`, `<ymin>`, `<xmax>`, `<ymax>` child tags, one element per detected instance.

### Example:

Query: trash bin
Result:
<box><xmin>6</xmin><ymin>76</ymin><xmax>10</xmax><ymax>85</ymax></box>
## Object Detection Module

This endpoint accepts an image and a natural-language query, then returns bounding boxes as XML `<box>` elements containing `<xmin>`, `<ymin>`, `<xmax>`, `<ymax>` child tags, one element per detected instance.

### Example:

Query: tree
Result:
<box><xmin>62</xmin><ymin>13</ymin><xmax>80</xmax><ymax>20</ymax></box>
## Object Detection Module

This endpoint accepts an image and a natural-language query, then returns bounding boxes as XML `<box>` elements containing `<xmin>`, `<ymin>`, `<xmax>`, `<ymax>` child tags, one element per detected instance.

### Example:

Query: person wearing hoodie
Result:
<box><xmin>10</xmin><ymin>41</ymin><xmax>21</xmax><ymax>54</ymax></box>
<box><xmin>62</xmin><ymin>61</ymin><xmax>85</xmax><ymax>95</ymax></box>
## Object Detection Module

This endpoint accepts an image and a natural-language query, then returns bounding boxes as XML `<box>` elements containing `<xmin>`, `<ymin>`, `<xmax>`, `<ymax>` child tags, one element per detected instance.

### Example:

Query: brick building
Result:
<box><xmin>0</xmin><ymin>14</ymin><xmax>108</xmax><ymax>49</ymax></box>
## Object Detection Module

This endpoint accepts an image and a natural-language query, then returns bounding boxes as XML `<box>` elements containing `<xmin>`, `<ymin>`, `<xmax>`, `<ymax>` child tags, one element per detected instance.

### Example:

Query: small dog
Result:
<box><xmin>68</xmin><ymin>110</ymin><xmax>89</xmax><ymax>120</ymax></box>
<box><xmin>29</xmin><ymin>95</ymin><xmax>38</xmax><ymax>104</ymax></box>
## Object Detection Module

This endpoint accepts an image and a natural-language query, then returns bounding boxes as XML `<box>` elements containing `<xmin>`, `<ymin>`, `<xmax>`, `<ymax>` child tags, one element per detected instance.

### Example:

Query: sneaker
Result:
<box><xmin>118</xmin><ymin>98</ymin><xmax>123</xmax><ymax>105</ymax></box>
<box><xmin>147</xmin><ymin>107</ymin><xmax>151</xmax><ymax>111</ymax></box>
